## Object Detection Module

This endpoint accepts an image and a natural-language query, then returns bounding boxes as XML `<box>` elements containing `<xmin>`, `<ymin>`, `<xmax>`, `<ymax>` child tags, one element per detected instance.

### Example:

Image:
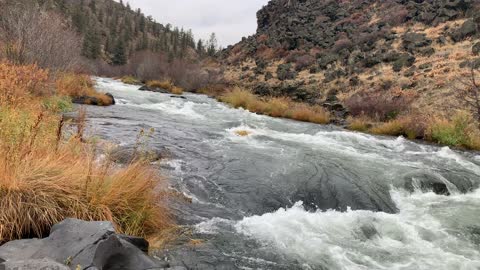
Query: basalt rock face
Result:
<box><xmin>0</xmin><ymin>219</ymin><xmax>169</xmax><ymax>270</ymax></box>
<box><xmin>221</xmin><ymin>0</ymin><xmax>480</xmax><ymax>113</ymax></box>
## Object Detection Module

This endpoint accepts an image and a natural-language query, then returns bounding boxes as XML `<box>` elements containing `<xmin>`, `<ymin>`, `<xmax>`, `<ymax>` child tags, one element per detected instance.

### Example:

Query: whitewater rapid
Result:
<box><xmin>91</xmin><ymin>77</ymin><xmax>480</xmax><ymax>270</ymax></box>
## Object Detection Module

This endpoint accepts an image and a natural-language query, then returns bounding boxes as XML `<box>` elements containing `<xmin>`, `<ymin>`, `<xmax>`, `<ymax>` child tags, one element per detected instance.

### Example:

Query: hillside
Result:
<box><xmin>52</xmin><ymin>0</ymin><xmax>201</xmax><ymax>64</ymax></box>
<box><xmin>221</xmin><ymin>0</ymin><xmax>480</xmax><ymax>122</ymax></box>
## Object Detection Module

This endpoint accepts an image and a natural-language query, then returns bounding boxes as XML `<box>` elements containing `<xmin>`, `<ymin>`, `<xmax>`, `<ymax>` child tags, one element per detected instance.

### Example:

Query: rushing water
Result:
<box><xmin>90</xmin><ymin>78</ymin><xmax>480</xmax><ymax>270</ymax></box>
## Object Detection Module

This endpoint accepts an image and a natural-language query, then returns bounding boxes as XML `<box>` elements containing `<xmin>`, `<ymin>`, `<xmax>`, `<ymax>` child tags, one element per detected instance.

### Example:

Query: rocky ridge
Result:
<box><xmin>221</xmin><ymin>0</ymin><xmax>480</xmax><ymax>116</ymax></box>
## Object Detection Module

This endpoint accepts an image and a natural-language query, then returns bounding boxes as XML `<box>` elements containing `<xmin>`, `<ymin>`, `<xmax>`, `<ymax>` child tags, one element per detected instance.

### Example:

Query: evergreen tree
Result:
<box><xmin>197</xmin><ymin>39</ymin><xmax>205</xmax><ymax>55</ymax></box>
<box><xmin>112</xmin><ymin>38</ymin><xmax>127</xmax><ymax>65</ymax></box>
<box><xmin>207</xmin><ymin>32</ymin><xmax>218</xmax><ymax>56</ymax></box>
<box><xmin>82</xmin><ymin>23</ymin><xmax>101</xmax><ymax>59</ymax></box>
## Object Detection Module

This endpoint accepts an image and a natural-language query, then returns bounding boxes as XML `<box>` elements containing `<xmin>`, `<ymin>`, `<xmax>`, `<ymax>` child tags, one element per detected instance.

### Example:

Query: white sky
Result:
<box><xmin>124</xmin><ymin>0</ymin><xmax>270</xmax><ymax>47</ymax></box>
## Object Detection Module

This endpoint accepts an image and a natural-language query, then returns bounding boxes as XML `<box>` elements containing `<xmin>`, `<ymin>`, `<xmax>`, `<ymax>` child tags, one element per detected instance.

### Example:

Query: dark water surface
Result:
<box><xmin>89</xmin><ymin>78</ymin><xmax>480</xmax><ymax>270</ymax></box>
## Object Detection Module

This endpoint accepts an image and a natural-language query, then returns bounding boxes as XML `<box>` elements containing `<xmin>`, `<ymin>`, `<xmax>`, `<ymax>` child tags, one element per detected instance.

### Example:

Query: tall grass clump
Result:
<box><xmin>146</xmin><ymin>80</ymin><xmax>184</xmax><ymax>95</ymax></box>
<box><xmin>429</xmin><ymin>112</ymin><xmax>480</xmax><ymax>149</ymax></box>
<box><xmin>0</xmin><ymin>62</ymin><xmax>173</xmax><ymax>243</ymax></box>
<box><xmin>121</xmin><ymin>75</ymin><xmax>142</xmax><ymax>85</ymax></box>
<box><xmin>219</xmin><ymin>88</ymin><xmax>330</xmax><ymax>124</ymax></box>
<box><xmin>56</xmin><ymin>73</ymin><xmax>114</xmax><ymax>106</ymax></box>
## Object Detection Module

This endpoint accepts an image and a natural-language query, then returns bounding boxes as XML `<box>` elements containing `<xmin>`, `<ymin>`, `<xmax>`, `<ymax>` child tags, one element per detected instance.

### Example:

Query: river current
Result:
<box><xmin>90</xmin><ymin>77</ymin><xmax>480</xmax><ymax>270</ymax></box>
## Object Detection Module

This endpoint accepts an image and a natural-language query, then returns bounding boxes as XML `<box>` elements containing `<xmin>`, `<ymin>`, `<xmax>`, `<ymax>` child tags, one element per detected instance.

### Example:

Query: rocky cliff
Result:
<box><xmin>222</xmin><ymin>0</ymin><xmax>480</xmax><ymax>116</ymax></box>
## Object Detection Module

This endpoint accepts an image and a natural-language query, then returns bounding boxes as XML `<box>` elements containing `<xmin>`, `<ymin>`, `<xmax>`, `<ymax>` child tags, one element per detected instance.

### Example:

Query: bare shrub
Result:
<box><xmin>333</xmin><ymin>38</ymin><xmax>353</xmax><ymax>52</ymax></box>
<box><xmin>345</xmin><ymin>88</ymin><xmax>415</xmax><ymax>121</ymax></box>
<box><xmin>0</xmin><ymin>0</ymin><xmax>82</xmax><ymax>71</ymax></box>
<box><xmin>294</xmin><ymin>54</ymin><xmax>315</xmax><ymax>71</ymax></box>
<box><xmin>456</xmin><ymin>67</ymin><xmax>480</xmax><ymax>128</ymax></box>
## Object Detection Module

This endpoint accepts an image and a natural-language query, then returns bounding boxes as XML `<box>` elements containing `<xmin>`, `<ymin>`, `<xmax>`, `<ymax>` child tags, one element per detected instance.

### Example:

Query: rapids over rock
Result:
<box><xmin>90</xmin><ymin>78</ymin><xmax>480</xmax><ymax>270</ymax></box>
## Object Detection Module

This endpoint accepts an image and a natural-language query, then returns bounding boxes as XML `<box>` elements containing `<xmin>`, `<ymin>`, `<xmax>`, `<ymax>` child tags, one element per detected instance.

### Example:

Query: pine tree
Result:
<box><xmin>207</xmin><ymin>32</ymin><xmax>218</xmax><ymax>56</ymax></box>
<box><xmin>82</xmin><ymin>23</ymin><xmax>101</xmax><ymax>59</ymax></box>
<box><xmin>112</xmin><ymin>38</ymin><xmax>127</xmax><ymax>65</ymax></box>
<box><xmin>197</xmin><ymin>39</ymin><xmax>205</xmax><ymax>55</ymax></box>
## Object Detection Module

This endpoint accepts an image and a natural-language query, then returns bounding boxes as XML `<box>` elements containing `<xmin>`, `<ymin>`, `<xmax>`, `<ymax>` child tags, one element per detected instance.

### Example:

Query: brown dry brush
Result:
<box><xmin>456</xmin><ymin>67</ymin><xmax>480</xmax><ymax>129</ymax></box>
<box><xmin>0</xmin><ymin>0</ymin><xmax>83</xmax><ymax>72</ymax></box>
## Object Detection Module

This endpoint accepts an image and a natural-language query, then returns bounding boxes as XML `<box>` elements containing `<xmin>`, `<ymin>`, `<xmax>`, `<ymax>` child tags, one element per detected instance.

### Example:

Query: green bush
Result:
<box><xmin>431</xmin><ymin>114</ymin><xmax>470</xmax><ymax>146</ymax></box>
<box><xmin>43</xmin><ymin>96</ymin><xmax>73</xmax><ymax>112</ymax></box>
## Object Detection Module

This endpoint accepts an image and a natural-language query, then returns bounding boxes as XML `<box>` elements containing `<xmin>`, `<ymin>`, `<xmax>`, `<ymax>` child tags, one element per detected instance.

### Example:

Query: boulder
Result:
<box><xmin>108</xmin><ymin>145</ymin><xmax>167</xmax><ymax>164</ymax></box>
<box><xmin>450</xmin><ymin>19</ymin><xmax>477</xmax><ymax>41</ymax></box>
<box><xmin>72</xmin><ymin>93</ymin><xmax>115</xmax><ymax>106</ymax></box>
<box><xmin>402</xmin><ymin>32</ymin><xmax>432</xmax><ymax>52</ymax></box>
<box><xmin>473</xmin><ymin>42</ymin><xmax>480</xmax><ymax>55</ymax></box>
<box><xmin>0</xmin><ymin>219</ymin><xmax>167</xmax><ymax>270</ymax></box>
<box><xmin>392</xmin><ymin>53</ymin><xmax>416</xmax><ymax>72</ymax></box>
<box><xmin>139</xmin><ymin>85</ymin><xmax>170</xmax><ymax>93</ymax></box>
<box><xmin>1</xmin><ymin>258</ymin><xmax>70</xmax><ymax>270</ymax></box>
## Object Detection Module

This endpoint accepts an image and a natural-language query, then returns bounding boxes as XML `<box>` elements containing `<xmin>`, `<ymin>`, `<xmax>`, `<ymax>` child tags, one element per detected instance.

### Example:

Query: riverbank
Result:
<box><xmin>0</xmin><ymin>62</ymin><xmax>173</xmax><ymax>245</ymax></box>
<box><xmin>193</xmin><ymin>86</ymin><xmax>480</xmax><ymax>151</ymax></box>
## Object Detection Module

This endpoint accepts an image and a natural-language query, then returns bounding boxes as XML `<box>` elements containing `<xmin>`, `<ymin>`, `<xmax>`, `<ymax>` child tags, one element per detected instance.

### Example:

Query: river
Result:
<box><xmin>90</xmin><ymin>77</ymin><xmax>480</xmax><ymax>270</ymax></box>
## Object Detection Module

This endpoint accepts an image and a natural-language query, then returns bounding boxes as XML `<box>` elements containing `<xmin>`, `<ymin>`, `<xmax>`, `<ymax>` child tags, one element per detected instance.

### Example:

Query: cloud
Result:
<box><xmin>124</xmin><ymin>0</ymin><xmax>270</xmax><ymax>46</ymax></box>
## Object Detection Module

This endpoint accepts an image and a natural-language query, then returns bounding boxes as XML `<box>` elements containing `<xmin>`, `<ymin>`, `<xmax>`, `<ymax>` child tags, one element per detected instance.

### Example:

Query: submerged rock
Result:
<box><xmin>0</xmin><ymin>219</ymin><xmax>168</xmax><ymax>270</ymax></box>
<box><xmin>139</xmin><ymin>85</ymin><xmax>170</xmax><ymax>93</ymax></box>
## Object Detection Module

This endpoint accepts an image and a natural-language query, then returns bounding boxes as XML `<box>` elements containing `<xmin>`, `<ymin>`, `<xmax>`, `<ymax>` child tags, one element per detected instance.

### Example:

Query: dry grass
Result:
<box><xmin>220</xmin><ymin>88</ymin><xmax>330</xmax><ymax>124</ymax></box>
<box><xmin>146</xmin><ymin>80</ymin><xmax>184</xmax><ymax>95</ymax></box>
<box><xmin>121</xmin><ymin>76</ymin><xmax>141</xmax><ymax>85</ymax></box>
<box><xmin>346</xmin><ymin>111</ymin><xmax>480</xmax><ymax>150</ymax></box>
<box><xmin>56</xmin><ymin>73</ymin><xmax>114</xmax><ymax>105</ymax></box>
<box><xmin>0</xmin><ymin>63</ymin><xmax>173</xmax><ymax>243</ymax></box>
<box><xmin>347</xmin><ymin>116</ymin><xmax>372</xmax><ymax>132</ymax></box>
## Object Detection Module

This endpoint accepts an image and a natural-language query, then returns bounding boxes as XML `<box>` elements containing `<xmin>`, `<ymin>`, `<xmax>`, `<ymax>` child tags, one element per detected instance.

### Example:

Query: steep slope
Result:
<box><xmin>222</xmin><ymin>0</ymin><xmax>480</xmax><ymax>117</ymax></box>
<box><xmin>57</xmin><ymin>0</ymin><xmax>198</xmax><ymax>64</ymax></box>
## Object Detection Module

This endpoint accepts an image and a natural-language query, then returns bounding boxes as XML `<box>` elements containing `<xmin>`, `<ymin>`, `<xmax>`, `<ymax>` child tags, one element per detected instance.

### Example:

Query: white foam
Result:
<box><xmin>435</xmin><ymin>147</ymin><xmax>480</xmax><ymax>175</ymax></box>
<box><xmin>235</xmin><ymin>189</ymin><xmax>480</xmax><ymax>270</ymax></box>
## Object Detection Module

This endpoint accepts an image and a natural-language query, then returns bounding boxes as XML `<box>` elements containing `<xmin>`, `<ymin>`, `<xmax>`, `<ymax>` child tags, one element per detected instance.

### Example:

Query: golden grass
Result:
<box><xmin>121</xmin><ymin>76</ymin><xmax>141</xmax><ymax>85</ymax></box>
<box><xmin>146</xmin><ymin>80</ymin><xmax>184</xmax><ymax>95</ymax></box>
<box><xmin>0</xmin><ymin>63</ymin><xmax>173</xmax><ymax>243</ymax></box>
<box><xmin>346</xmin><ymin>111</ymin><xmax>480</xmax><ymax>150</ymax></box>
<box><xmin>347</xmin><ymin>116</ymin><xmax>371</xmax><ymax>132</ymax></box>
<box><xmin>220</xmin><ymin>88</ymin><xmax>331</xmax><ymax>124</ymax></box>
<box><xmin>56</xmin><ymin>73</ymin><xmax>114</xmax><ymax>106</ymax></box>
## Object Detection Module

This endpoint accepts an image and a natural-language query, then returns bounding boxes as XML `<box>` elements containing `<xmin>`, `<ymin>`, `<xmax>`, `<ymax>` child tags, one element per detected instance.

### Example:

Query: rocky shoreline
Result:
<box><xmin>0</xmin><ymin>219</ymin><xmax>184</xmax><ymax>270</ymax></box>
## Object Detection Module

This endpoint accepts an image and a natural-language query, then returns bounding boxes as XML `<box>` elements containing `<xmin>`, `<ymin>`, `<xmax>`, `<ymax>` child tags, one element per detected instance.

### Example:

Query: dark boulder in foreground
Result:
<box><xmin>72</xmin><ymin>93</ymin><xmax>115</xmax><ymax>106</ymax></box>
<box><xmin>0</xmin><ymin>219</ymin><xmax>173</xmax><ymax>270</ymax></box>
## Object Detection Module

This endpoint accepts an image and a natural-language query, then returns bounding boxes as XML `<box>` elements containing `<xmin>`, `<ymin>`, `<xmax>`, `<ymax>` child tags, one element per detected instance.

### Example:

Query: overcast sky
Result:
<box><xmin>124</xmin><ymin>0</ymin><xmax>270</xmax><ymax>47</ymax></box>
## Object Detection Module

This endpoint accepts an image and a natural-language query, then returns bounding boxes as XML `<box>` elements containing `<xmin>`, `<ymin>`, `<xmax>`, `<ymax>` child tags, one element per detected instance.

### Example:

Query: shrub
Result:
<box><xmin>276</xmin><ymin>64</ymin><xmax>297</xmax><ymax>81</ymax></box>
<box><xmin>347</xmin><ymin>116</ymin><xmax>372</xmax><ymax>132</ymax></box>
<box><xmin>220</xmin><ymin>88</ymin><xmax>261</xmax><ymax>110</ymax></box>
<box><xmin>56</xmin><ymin>73</ymin><xmax>114</xmax><ymax>105</ymax></box>
<box><xmin>294</xmin><ymin>55</ymin><xmax>316</xmax><ymax>71</ymax></box>
<box><xmin>265</xmin><ymin>97</ymin><xmax>290</xmax><ymax>117</ymax></box>
<box><xmin>0</xmin><ymin>62</ymin><xmax>49</xmax><ymax>106</ymax></box>
<box><xmin>0</xmin><ymin>105</ymin><xmax>172</xmax><ymax>243</ymax></box>
<box><xmin>0</xmin><ymin>1</ymin><xmax>82</xmax><ymax>71</ymax></box>
<box><xmin>430</xmin><ymin>113</ymin><xmax>471</xmax><ymax>147</ymax></box>
<box><xmin>344</xmin><ymin>89</ymin><xmax>415</xmax><ymax>121</ymax></box>
<box><xmin>333</xmin><ymin>38</ymin><xmax>353</xmax><ymax>53</ymax></box>
<box><xmin>42</xmin><ymin>96</ymin><xmax>73</xmax><ymax>113</ymax></box>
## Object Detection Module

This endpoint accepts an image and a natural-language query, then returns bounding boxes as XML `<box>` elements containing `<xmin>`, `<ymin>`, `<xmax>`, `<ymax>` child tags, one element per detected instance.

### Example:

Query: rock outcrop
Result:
<box><xmin>220</xmin><ymin>0</ymin><xmax>480</xmax><ymax>117</ymax></box>
<box><xmin>0</xmin><ymin>219</ymin><xmax>171</xmax><ymax>270</ymax></box>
